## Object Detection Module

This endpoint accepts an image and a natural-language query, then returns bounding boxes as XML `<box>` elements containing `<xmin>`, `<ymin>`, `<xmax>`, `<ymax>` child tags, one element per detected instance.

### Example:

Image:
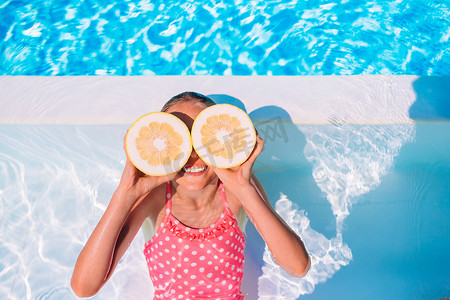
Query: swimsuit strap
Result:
<box><xmin>218</xmin><ymin>181</ymin><xmax>230</xmax><ymax>209</ymax></box>
<box><xmin>165</xmin><ymin>181</ymin><xmax>173</xmax><ymax>214</ymax></box>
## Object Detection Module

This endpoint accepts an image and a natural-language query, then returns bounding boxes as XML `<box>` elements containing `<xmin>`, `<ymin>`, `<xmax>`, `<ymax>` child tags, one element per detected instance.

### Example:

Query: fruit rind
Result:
<box><xmin>191</xmin><ymin>104</ymin><xmax>257</xmax><ymax>169</ymax></box>
<box><xmin>125</xmin><ymin>112</ymin><xmax>192</xmax><ymax>176</ymax></box>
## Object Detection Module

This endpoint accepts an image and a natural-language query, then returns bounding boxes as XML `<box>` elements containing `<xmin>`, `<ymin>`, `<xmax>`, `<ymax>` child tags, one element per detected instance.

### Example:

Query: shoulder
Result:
<box><xmin>222</xmin><ymin>184</ymin><xmax>242</xmax><ymax>220</ymax></box>
<box><xmin>222</xmin><ymin>174</ymin><xmax>271</xmax><ymax>214</ymax></box>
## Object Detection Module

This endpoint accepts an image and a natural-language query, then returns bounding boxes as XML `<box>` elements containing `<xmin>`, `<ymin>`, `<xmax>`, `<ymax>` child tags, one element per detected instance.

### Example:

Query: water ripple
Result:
<box><xmin>0</xmin><ymin>125</ymin><xmax>151</xmax><ymax>299</ymax></box>
<box><xmin>300</xmin><ymin>123</ymin><xmax>415</xmax><ymax>232</ymax></box>
<box><xmin>0</xmin><ymin>0</ymin><xmax>448</xmax><ymax>75</ymax></box>
<box><xmin>258</xmin><ymin>195</ymin><xmax>352</xmax><ymax>299</ymax></box>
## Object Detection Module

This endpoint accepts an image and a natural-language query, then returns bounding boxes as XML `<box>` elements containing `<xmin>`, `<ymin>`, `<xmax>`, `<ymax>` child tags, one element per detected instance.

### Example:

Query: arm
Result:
<box><xmin>71</xmin><ymin>134</ymin><xmax>175</xmax><ymax>297</ymax></box>
<box><xmin>247</xmin><ymin>174</ymin><xmax>310</xmax><ymax>277</ymax></box>
<box><xmin>213</xmin><ymin>136</ymin><xmax>310</xmax><ymax>277</ymax></box>
<box><xmin>71</xmin><ymin>187</ymin><xmax>150</xmax><ymax>297</ymax></box>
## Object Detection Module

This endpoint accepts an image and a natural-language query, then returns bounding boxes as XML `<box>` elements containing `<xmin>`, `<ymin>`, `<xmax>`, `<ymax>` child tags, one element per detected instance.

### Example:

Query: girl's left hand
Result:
<box><xmin>211</xmin><ymin>135</ymin><xmax>265</xmax><ymax>188</ymax></box>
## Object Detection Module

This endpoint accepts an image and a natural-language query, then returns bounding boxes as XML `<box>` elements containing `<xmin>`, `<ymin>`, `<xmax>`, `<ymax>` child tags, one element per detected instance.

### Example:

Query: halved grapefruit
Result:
<box><xmin>191</xmin><ymin>104</ymin><xmax>256</xmax><ymax>168</ymax></box>
<box><xmin>125</xmin><ymin>112</ymin><xmax>192</xmax><ymax>176</ymax></box>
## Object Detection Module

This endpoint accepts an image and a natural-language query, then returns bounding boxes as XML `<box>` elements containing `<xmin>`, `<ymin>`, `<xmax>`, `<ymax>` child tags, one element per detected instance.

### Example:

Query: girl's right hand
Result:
<box><xmin>118</xmin><ymin>131</ymin><xmax>177</xmax><ymax>202</ymax></box>
<box><xmin>72</xmin><ymin>131</ymin><xmax>174</xmax><ymax>297</ymax></box>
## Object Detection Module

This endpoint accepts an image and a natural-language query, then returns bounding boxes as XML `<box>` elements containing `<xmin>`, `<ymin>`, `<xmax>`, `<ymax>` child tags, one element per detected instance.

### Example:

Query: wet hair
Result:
<box><xmin>161</xmin><ymin>92</ymin><xmax>216</xmax><ymax>112</ymax></box>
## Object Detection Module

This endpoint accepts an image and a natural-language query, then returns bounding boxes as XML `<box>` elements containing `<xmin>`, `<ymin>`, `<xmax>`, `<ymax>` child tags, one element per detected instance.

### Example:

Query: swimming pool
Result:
<box><xmin>1</xmin><ymin>76</ymin><xmax>449</xmax><ymax>299</ymax></box>
<box><xmin>1</xmin><ymin>0</ymin><xmax>449</xmax><ymax>298</ymax></box>
<box><xmin>0</xmin><ymin>0</ymin><xmax>449</xmax><ymax>75</ymax></box>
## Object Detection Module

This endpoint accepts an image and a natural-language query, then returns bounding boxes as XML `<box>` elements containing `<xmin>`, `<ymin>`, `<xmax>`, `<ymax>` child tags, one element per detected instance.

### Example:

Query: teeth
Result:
<box><xmin>183</xmin><ymin>166</ymin><xmax>207</xmax><ymax>173</ymax></box>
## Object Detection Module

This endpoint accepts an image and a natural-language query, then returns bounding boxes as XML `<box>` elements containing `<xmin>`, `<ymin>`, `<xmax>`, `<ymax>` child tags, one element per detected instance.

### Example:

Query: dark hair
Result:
<box><xmin>161</xmin><ymin>92</ymin><xmax>216</xmax><ymax>112</ymax></box>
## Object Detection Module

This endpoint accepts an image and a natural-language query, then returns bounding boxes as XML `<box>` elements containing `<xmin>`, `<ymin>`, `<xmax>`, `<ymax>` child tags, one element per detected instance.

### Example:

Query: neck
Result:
<box><xmin>171</xmin><ymin>178</ymin><xmax>220</xmax><ymax>209</ymax></box>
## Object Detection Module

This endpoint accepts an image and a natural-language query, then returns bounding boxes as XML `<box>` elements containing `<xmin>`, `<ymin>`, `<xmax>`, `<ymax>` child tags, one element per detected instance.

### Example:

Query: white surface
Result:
<box><xmin>0</xmin><ymin>75</ymin><xmax>418</xmax><ymax>124</ymax></box>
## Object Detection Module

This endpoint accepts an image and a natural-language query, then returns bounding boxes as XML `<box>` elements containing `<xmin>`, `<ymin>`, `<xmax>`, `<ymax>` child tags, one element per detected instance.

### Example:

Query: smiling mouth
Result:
<box><xmin>182</xmin><ymin>165</ymin><xmax>207</xmax><ymax>173</ymax></box>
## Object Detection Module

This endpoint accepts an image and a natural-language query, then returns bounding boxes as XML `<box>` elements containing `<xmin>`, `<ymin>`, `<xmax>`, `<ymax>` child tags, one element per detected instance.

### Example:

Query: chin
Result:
<box><xmin>174</xmin><ymin>167</ymin><xmax>217</xmax><ymax>190</ymax></box>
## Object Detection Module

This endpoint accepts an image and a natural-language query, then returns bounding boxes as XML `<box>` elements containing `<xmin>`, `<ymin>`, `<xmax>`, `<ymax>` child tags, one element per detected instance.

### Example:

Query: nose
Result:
<box><xmin>186</xmin><ymin>149</ymin><xmax>206</xmax><ymax>166</ymax></box>
<box><xmin>189</xmin><ymin>149</ymin><xmax>200</xmax><ymax>158</ymax></box>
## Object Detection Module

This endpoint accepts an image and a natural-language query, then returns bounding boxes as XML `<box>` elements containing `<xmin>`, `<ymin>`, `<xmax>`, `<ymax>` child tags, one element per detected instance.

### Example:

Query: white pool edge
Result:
<box><xmin>0</xmin><ymin>75</ymin><xmax>419</xmax><ymax>125</ymax></box>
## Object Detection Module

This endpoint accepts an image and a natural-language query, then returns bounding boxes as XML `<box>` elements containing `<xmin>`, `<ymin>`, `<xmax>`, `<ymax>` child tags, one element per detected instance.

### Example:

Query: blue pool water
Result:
<box><xmin>0</xmin><ymin>0</ymin><xmax>449</xmax><ymax>75</ymax></box>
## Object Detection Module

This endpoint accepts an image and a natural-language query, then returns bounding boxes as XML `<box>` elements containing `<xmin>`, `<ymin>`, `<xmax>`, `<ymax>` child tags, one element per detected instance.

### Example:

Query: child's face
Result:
<box><xmin>166</xmin><ymin>101</ymin><xmax>218</xmax><ymax>190</ymax></box>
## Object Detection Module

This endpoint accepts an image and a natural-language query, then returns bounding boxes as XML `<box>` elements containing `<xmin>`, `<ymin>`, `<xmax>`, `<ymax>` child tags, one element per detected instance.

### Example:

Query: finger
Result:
<box><xmin>248</xmin><ymin>136</ymin><xmax>264</xmax><ymax>163</ymax></box>
<box><xmin>237</xmin><ymin>136</ymin><xmax>264</xmax><ymax>169</ymax></box>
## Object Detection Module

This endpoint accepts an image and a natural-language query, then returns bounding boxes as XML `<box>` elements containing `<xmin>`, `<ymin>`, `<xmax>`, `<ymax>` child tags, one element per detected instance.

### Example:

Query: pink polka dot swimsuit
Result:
<box><xmin>144</xmin><ymin>181</ymin><xmax>246</xmax><ymax>299</ymax></box>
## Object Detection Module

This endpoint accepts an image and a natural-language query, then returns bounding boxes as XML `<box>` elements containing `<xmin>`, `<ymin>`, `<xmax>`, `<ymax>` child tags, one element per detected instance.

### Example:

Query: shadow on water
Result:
<box><xmin>208</xmin><ymin>94</ymin><xmax>335</xmax><ymax>299</ymax></box>
<box><xmin>209</xmin><ymin>76</ymin><xmax>450</xmax><ymax>299</ymax></box>
<box><xmin>407</xmin><ymin>76</ymin><xmax>450</xmax><ymax>299</ymax></box>
<box><xmin>409</xmin><ymin>76</ymin><xmax>450</xmax><ymax>121</ymax></box>
<box><xmin>308</xmin><ymin>76</ymin><xmax>450</xmax><ymax>300</ymax></box>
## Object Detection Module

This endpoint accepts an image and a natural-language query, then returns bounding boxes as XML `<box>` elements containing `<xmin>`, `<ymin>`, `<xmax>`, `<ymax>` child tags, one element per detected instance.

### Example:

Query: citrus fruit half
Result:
<box><xmin>125</xmin><ymin>112</ymin><xmax>192</xmax><ymax>176</ymax></box>
<box><xmin>191</xmin><ymin>104</ymin><xmax>257</xmax><ymax>169</ymax></box>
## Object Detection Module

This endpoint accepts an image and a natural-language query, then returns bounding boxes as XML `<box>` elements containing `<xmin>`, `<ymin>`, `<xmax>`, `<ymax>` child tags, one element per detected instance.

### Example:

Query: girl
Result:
<box><xmin>71</xmin><ymin>92</ymin><xmax>310</xmax><ymax>299</ymax></box>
